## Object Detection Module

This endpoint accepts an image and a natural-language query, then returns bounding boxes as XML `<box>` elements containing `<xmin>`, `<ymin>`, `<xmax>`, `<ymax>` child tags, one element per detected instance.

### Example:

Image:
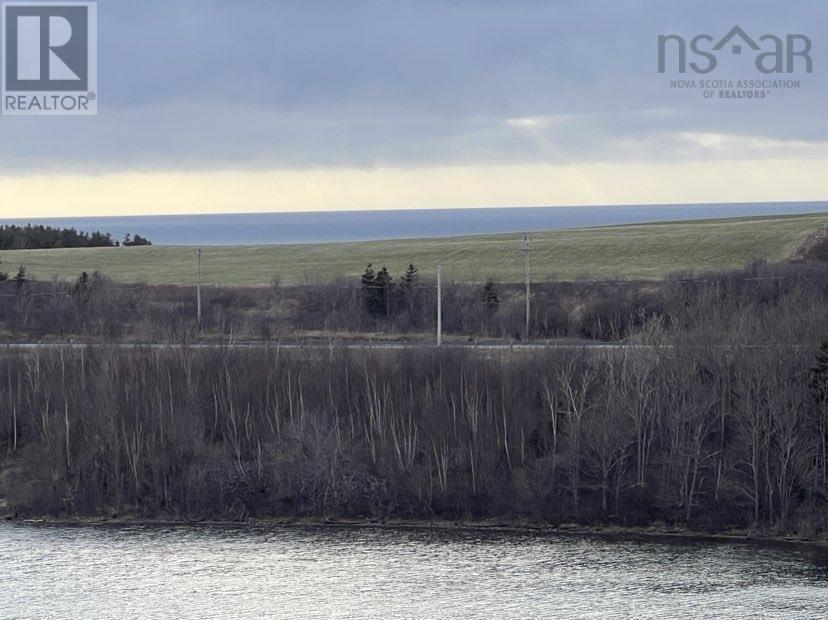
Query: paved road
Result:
<box><xmin>0</xmin><ymin>340</ymin><xmax>808</xmax><ymax>353</ymax></box>
<box><xmin>1</xmin><ymin>339</ymin><xmax>639</xmax><ymax>351</ymax></box>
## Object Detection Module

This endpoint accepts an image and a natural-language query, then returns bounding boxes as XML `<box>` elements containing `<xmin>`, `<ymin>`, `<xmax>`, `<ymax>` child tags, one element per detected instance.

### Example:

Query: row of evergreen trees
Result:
<box><xmin>0</xmin><ymin>260</ymin><xmax>27</xmax><ymax>287</ymax></box>
<box><xmin>121</xmin><ymin>233</ymin><xmax>152</xmax><ymax>247</ymax></box>
<box><xmin>360</xmin><ymin>264</ymin><xmax>421</xmax><ymax>317</ymax></box>
<box><xmin>360</xmin><ymin>263</ymin><xmax>501</xmax><ymax>319</ymax></box>
<box><xmin>0</xmin><ymin>225</ymin><xmax>151</xmax><ymax>250</ymax></box>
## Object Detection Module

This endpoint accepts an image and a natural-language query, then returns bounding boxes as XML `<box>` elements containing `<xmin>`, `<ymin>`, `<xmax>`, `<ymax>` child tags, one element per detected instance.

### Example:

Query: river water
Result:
<box><xmin>1</xmin><ymin>523</ymin><xmax>826</xmax><ymax>619</ymax></box>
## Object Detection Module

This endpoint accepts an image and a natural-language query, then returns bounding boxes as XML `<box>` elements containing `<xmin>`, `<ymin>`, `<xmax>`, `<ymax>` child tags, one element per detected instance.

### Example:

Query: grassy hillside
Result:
<box><xmin>4</xmin><ymin>212</ymin><xmax>826</xmax><ymax>285</ymax></box>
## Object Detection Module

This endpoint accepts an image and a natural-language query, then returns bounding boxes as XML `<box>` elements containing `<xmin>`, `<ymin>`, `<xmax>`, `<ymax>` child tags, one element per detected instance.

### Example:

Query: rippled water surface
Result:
<box><xmin>1</xmin><ymin>523</ymin><xmax>826</xmax><ymax>619</ymax></box>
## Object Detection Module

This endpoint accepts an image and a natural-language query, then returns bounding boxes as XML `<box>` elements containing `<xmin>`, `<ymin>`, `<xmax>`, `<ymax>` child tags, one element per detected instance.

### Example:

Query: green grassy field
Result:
<box><xmin>4</xmin><ymin>212</ymin><xmax>827</xmax><ymax>285</ymax></box>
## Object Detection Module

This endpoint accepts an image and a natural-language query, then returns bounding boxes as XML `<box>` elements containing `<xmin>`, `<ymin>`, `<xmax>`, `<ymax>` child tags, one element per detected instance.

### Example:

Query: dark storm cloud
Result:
<box><xmin>1</xmin><ymin>0</ymin><xmax>826</xmax><ymax>171</ymax></box>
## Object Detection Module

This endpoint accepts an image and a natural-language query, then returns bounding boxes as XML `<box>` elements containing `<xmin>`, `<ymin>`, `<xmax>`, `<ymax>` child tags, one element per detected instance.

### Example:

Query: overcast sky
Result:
<box><xmin>1</xmin><ymin>0</ymin><xmax>827</xmax><ymax>216</ymax></box>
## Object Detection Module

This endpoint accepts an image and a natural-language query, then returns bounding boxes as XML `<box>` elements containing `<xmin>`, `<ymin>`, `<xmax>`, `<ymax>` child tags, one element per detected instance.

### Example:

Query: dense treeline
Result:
<box><xmin>0</xmin><ymin>257</ymin><xmax>826</xmax><ymax>535</ymax></box>
<box><xmin>121</xmin><ymin>233</ymin><xmax>152</xmax><ymax>247</ymax></box>
<box><xmin>0</xmin><ymin>260</ymin><xmax>825</xmax><ymax>344</ymax></box>
<box><xmin>0</xmin><ymin>337</ymin><xmax>826</xmax><ymax>537</ymax></box>
<box><xmin>0</xmin><ymin>224</ymin><xmax>116</xmax><ymax>249</ymax></box>
<box><xmin>0</xmin><ymin>224</ymin><xmax>151</xmax><ymax>249</ymax></box>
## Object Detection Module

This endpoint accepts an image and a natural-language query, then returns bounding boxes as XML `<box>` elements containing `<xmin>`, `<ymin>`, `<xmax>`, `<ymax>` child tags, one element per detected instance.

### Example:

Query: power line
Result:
<box><xmin>436</xmin><ymin>265</ymin><xmax>442</xmax><ymax>347</ymax></box>
<box><xmin>195</xmin><ymin>248</ymin><xmax>204</xmax><ymax>329</ymax></box>
<box><xmin>523</xmin><ymin>233</ymin><xmax>532</xmax><ymax>339</ymax></box>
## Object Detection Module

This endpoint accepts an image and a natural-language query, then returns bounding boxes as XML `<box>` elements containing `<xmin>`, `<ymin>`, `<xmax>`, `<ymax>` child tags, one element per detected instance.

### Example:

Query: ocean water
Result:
<box><xmin>2</xmin><ymin>201</ymin><xmax>825</xmax><ymax>246</ymax></box>
<box><xmin>1</xmin><ymin>523</ymin><xmax>826</xmax><ymax>619</ymax></box>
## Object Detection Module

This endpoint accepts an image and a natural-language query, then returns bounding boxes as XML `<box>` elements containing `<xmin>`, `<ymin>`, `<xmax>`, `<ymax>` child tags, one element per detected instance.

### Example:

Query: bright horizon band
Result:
<box><xmin>2</xmin><ymin>158</ymin><xmax>828</xmax><ymax>218</ymax></box>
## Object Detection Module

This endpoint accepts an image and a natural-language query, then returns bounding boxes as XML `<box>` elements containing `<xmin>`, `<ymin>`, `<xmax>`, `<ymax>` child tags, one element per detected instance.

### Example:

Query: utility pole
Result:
<box><xmin>195</xmin><ymin>248</ymin><xmax>204</xmax><ymax>329</ymax></box>
<box><xmin>523</xmin><ymin>233</ymin><xmax>531</xmax><ymax>339</ymax></box>
<box><xmin>436</xmin><ymin>265</ymin><xmax>442</xmax><ymax>347</ymax></box>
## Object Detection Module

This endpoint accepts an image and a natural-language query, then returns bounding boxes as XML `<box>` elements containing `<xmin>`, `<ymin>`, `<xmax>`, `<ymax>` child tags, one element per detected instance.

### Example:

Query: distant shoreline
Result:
<box><xmin>2</xmin><ymin>201</ymin><xmax>825</xmax><ymax>246</ymax></box>
<box><xmin>6</xmin><ymin>515</ymin><xmax>828</xmax><ymax>556</ymax></box>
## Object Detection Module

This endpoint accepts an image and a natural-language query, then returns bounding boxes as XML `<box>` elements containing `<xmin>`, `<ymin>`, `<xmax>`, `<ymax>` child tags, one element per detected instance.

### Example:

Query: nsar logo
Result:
<box><xmin>2</xmin><ymin>1</ymin><xmax>97</xmax><ymax>115</ymax></box>
<box><xmin>658</xmin><ymin>25</ymin><xmax>812</xmax><ymax>75</ymax></box>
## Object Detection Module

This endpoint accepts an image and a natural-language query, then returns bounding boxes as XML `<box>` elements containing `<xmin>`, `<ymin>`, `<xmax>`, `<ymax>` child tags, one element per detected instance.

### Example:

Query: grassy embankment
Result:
<box><xmin>5</xmin><ymin>212</ymin><xmax>827</xmax><ymax>285</ymax></box>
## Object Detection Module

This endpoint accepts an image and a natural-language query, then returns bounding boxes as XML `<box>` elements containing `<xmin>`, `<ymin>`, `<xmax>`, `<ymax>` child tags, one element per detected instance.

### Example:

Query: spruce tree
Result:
<box><xmin>375</xmin><ymin>266</ymin><xmax>393</xmax><ymax>316</ymax></box>
<box><xmin>402</xmin><ymin>264</ymin><xmax>419</xmax><ymax>287</ymax></box>
<box><xmin>480</xmin><ymin>279</ymin><xmax>499</xmax><ymax>310</ymax></box>
<box><xmin>14</xmin><ymin>266</ymin><xmax>26</xmax><ymax>290</ymax></box>
<box><xmin>401</xmin><ymin>264</ymin><xmax>419</xmax><ymax>324</ymax></box>
<box><xmin>361</xmin><ymin>264</ymin><xmax>376</xmax><ymax>287</ymax></box>
<box><xmin>361</xmin><ymin>264</ymin><xmax>380</xmax><ymax>316</ymax></box>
